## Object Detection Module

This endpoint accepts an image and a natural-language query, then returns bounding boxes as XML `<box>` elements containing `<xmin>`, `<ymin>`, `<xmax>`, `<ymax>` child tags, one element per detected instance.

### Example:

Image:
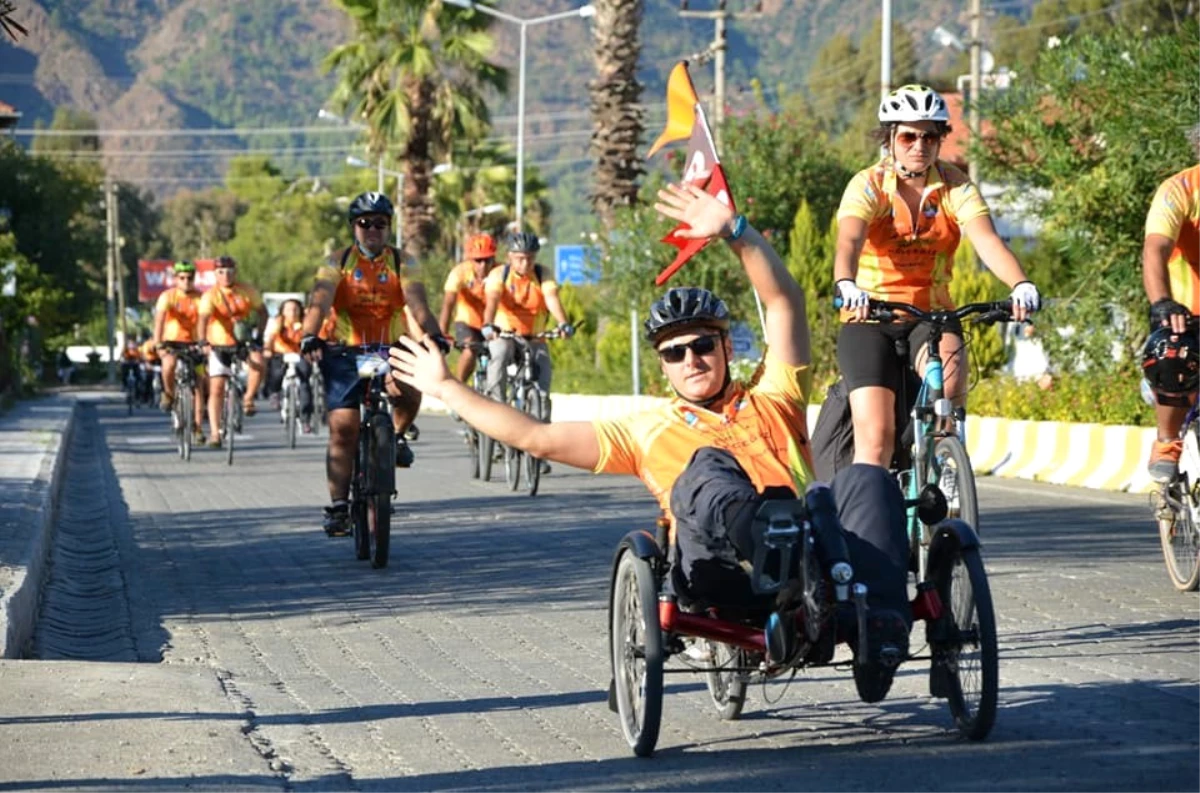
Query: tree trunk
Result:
<box><xmin>589</xmin><ymin>0</ymin><xmax>645</xmax><ymax>230</ymax></box>
<box><xmin>401</xmin><ymin>76</ymin><xmax>437</xmax><ymax>263</ymax></box>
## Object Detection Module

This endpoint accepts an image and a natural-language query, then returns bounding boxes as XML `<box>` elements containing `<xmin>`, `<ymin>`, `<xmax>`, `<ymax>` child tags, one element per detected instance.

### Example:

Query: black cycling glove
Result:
<box><xmin>1150</xmin><ymin>298</ymin><xmax>1191</xmax><ymax>331</ymax></box>
<box><xmin>300</xmin><ymin>334</ymin><xmax>324</xmax><ymax>355</ymax></box>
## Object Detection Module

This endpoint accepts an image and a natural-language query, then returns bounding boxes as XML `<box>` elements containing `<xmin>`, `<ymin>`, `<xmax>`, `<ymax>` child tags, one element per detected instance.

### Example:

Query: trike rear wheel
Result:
<box><xmin>704</xmin><ymin>640</ymin><xmax>746</xmax><ymax>720</ymax></box>
<box><xmin>610</xmin><ymin>549</ymin><xmax>663</xmax><ymax>757</ymax></box>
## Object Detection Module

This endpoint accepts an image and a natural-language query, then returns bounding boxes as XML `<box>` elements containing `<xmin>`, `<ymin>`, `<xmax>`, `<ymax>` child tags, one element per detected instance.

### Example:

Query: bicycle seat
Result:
<box><xmin>747</xmin><ymin>499</ymin><xmax>807</xmax><ymax>596</ymax></box>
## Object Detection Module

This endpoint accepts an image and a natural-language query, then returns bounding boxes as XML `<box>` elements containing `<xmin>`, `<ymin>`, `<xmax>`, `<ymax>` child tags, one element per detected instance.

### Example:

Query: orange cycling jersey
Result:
<box><xmin>593</xmin><ymin>354</ymin><xmax>815</xmax><ymax>540</ymax></box>
<box><xmin>268</xmin><ymin>317</ymin><xmax>304</xmax><ymax>355</ymax></box>
<box><xmin>484</xmin><ymin>264</ymin><xmax>558</xmax><ymax>336</ymax></box>
<box><xmin>444</xmin><ymin>261</ymin><xmax>492</xmax><ymax>328</ymax></box>
<box><xmin>198</xmin><ymin>283</ymin><xmax>263</xmax><ymax>346</ymax></box>
<box><xmin>154</xmin><ymin>286</ymin><xmax>201</xmax><ymax>343</ymax></box>
<box><xmin>1146</xmin><ymin>164</ymin><xmax>1200</xmax><ymax>314</ymax></box>
<box><xmin>316</xmin><ymin>246</ymin><xmax>412</xmax><ymax>345</ymax></box>
<box><xmin>140</xmin><ymin>339</ymin><xmax>160</xmax><ymax>364</ymax></box>
<box><xmin>837</xmin><ymin>158</ymin><xmax>990</xmax><ymax>314</ymax></box>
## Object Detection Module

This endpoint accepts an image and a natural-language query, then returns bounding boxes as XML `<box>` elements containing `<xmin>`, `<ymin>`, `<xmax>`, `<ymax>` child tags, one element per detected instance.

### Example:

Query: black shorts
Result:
<box><xmin>837</xmin><ymin>318</ymin><xmax>962</xmax><ymax>394</ymax></box>
<box><xmin>453</xmin><ymin>322</ymin><xmax>484</xmax><ymax>348</ymax></box>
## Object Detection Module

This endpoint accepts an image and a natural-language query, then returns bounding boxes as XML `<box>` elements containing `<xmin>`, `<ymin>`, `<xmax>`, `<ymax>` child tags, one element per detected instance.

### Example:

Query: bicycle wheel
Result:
<box><xmin>1159</xmin><ymin>484</ymin><xmax>1200</xmax><ymax>591</ymax></box>
<box><xmin>126</xmin><ymin>378</ymin><xmax>134</xmax><ymax>416</ymax></box>
<box><xmin>285</xmin><ymin>381</ymin><xmax>298</xmax><ymax>449</ymax></box>
<box><xmin>927</xmin><ymin>543</ymin><xmax>998</xmax><ymax>740</ymax></box>
<box><xmin>479</xmin><ymin>431</ymin><xmax>495</xmax><ymax>482</ymax></box>
<box><xmin>178</xmin><ymin>387</ymin><xmax>193</xmax><ymax>461</ymax></box>
<box><xmin>704</xmin><ymin>640</ymin><xmax>747</xmax><ymax>720</ymax></box>
<box><xmin>467</xmin><ymin>427</ymin><xmax>480</xmax><ymax>479</ymax></box>
<box><xmin>932</xmin><ymin>436</ymin><xmax>979</xmax><ymax>532</ymax></box>
<box><xmin>223</xmin><ymin>387</ymin><xmax>237</xmax><ymax>465</ymax></box>
<box><xmin>311</xmin><ymin>369</ymin><xmax>327</xmax><ymax>435</ymax></box>
<box><xmin>610</xmin><ymin>549</ymin><xmax>663</xmax><ymax>757</ymax></box>
<box><xmin>523</xmin><ymin>387</ymin><xmax>543</xmax><ymax>497</ymax></box>
<box><xmin>366</xmin><ymin>417</ymin><xmax>394</xmax><ymax>569</ymax></box>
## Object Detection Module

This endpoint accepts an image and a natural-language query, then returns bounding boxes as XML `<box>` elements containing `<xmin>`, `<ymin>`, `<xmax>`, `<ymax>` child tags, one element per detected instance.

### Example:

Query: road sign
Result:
<box><xmin>729</xmin><ymin>322</ymin><xmax>759</xmax><ymax>361</ymax></box>
<box><xmin>554</xmin><ymin>245</ymin><xmax>600</xmax><ymax>286</ymax></box>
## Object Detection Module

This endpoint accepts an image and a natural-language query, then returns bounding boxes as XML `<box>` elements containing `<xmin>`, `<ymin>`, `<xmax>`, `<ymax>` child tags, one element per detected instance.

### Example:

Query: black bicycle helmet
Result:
<box><xmin>507</xmin><ymin>231</ymin><xmax>541</xmax><ymax>253</ymax></box>
<box><xmin>348</xmin><ymin>191</ymin><xmax>394</xmax><ymax>222</ymax></box>
<box><xmin>644</xmin><ymin>287</ymin><xmax>731</xmax><ymax>344</ymax></box>
<box><xmin>1142</xmin><ymin>325</ymin><xmax>1199</xmax><ymax>396</ymax></box>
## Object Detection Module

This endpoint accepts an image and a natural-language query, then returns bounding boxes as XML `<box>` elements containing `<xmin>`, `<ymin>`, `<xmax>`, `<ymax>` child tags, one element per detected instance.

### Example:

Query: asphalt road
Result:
<box><xmin>0</xmin><ymin>398</ymin><xmax>1196</xmax><ymax>792</ymax></box>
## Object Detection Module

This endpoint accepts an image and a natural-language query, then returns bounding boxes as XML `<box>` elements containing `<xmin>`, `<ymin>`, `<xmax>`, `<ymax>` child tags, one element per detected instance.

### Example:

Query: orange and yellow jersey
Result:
<box><xmin>837</xmin><ymin>158</ymin><xmax>990</xmax><ymax>315</ymax></box>
<box><xmin>484</xmin><ymin>264</ymin><xmax>558</xmax><ymax>336</ymax></box>
<box><xmin>121</xmin><ymin>345</ymin><xmax>141</xmax><ymax>362</ymax></box>
<box><xmin>592</xmin><ymin>353</ymin><xmax>815</xmax><ymax>541</ymax></box>
<box><xmin>1145</xmin><ymin>164</ymin><xmax>1200</xmax><ymax>314</ymax></box>
<box><xmin>266</xmin><ymin>316</ymin><xmax>304</xmax><ymax>355</ymax></box>
<box><xmin>316</xmin><ymin>246</ymin><xmax>413</xmax><ymax>345</ymax></box>
<box><xmin>140</xmin><ymin>340</ymin><xmax>160</xmax><ymax>364</ymax></box>
<box><xmin>444</xmin><ymin>261</ymin><xmax>493</xmax><ymax>328</ymax></box>
<box><xmin>154</xmin><ymin>286</ymin><xmax>201</xmax><ymax>343</ymax></box>
<box><xmin>317</xmin><ymin>306</ymin><xmax>340</xmax><ymax>342</ymax></box>
<box><xmin>198</xmin><ymin>283</ymin><xmax>263</xmax><ymax>347</ymax></box>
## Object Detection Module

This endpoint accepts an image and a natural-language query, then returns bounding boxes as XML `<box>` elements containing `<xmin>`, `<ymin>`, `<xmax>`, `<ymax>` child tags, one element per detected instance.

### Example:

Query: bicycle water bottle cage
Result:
<box><xmin>748</xmin><ymin>499</ymin><xmax>807</xmax><ymax>595</ymax></box>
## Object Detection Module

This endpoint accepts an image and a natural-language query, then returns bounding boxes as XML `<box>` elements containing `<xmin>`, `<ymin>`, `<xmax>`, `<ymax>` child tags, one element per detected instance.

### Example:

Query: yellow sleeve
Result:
<box><xmin>1146</xmin><ymin>174</ymin><xmax>1188</xmax><ymax>241</ymax></box>
<box><xmin>197</xmin><ymin>289</ymin><xmax>214</xmax><ymax>317</ymax></box>
<box><xmin>836</xmin><ymin>167</ymin><xmax>888</xmax><ymax>223</ymax></box>
<box><xmin>540</xmin><ymin>278</ymin><xmax>559</xmax><ymax>297</ymax></box>
<box><xmin>751</xmin><ymin>352</ymin><xmax>812</xmax><ymax>407</ymax></box>
<box><xmin>444</xmin><ymin>265</ymin><xmax>462</xmax><ymax>293</ymax></box>
<box><xmin>944</xmin><ymin>179</ymin><xmax>990</xmax><ymax>225</ymax></box>
<box><xmin>592</xmin><ymin>415</ymin><xmax>640</xmax><ymax>475</ymax></box>
<box><xmin>154</xmin><ymin>290</ymin><xmax>172</xmax><ymax>315</ymax></box>
<box><xmin>484</xmin><ymin>267</ymin><xmax>504</xmax><ymax>296</ymax></box>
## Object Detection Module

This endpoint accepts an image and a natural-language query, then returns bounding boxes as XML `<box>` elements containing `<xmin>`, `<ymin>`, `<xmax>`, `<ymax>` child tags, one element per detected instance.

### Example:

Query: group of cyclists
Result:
<box><xmin>128</xmin><ymin>83</ymin><xmax>1196</xmax><ymax>705</ymax></box>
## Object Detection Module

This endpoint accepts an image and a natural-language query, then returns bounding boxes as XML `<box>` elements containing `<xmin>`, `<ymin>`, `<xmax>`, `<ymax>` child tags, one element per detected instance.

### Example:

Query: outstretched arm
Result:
<box><xmin>654</xmin><ymin>183</ymin><xmax>810</xmax><ymax>366</ymax></box>
<box><xmin>388</xmin><ymin>336</ymin><xmax>601</xmax><ymax>470</ymax></box>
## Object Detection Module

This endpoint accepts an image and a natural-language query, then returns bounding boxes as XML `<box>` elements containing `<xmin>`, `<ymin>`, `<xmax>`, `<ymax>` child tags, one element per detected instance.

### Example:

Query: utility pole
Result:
<box><xmin>113</xmin><ymin>185</ymin><xmax>127</xmax><ymax>346</ymax></box>
<box><xmin>968</xmin><ymin>0</ymin><xmax>982</xmax><ymax>185</ymax></box>
<box><xmin>880</xmin><ymin>0</ymin><xmax>892</xmax><ymax>101</ymax></box>
<box><xmin>679</xmin><ymin>1</ymin><xmax>762</xmax><ymax>150</ymax></box>
<box><xmin>103</xmin><ymin>179</ymin><xmax>117</xmax><ymax>385</ymax></box>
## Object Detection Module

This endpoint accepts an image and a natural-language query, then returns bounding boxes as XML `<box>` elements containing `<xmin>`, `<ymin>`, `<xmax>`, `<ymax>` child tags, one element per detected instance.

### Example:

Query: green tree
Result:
<box><xmin>160</xmin><ymin>188</ymin><xmax>244</xmax><ymax>259</ymax></box>
<box><xmin>589</xmin><ymin>0</ymin><xmax>646</xmax><ymax>228</ymax></box>
<box><xmin>806</xmin><ymin>33</ymin><xmax>859</xmax><ymax>133</ymax></box>
<box><xmin>324</xmin><ymin>0</ymin><xmax>507</xmax><ymax>261</ymax></box>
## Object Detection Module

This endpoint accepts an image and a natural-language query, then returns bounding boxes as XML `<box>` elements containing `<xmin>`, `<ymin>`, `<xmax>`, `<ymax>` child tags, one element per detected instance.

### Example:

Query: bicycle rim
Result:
<box><xmin>224</xmin><ymin>391</ymin><xmax>236</xmax><ymax>465</ymax></box>
<box><xmin>933</xmin><ymin>436</ymin><xmax>979</xmax><ymax>532</ymax></box>
<box><xmin>931</xmin><ymin>545</ymin><xmax>998</xmax><ymax>740</ymax></box>
<box><xmin>1160</xmin><ymin>487</ymin><xmax>1200</xmax><ymax>591</ymax></box>
<box><xmin>286</xmin><ymin>385</ymin><xmax>298</xmax><ymax>449</ymax></box>
<box><xmin>523</xmin><ymin>388</ymin><xmax>542</xmax><ymax>496</ymax></box>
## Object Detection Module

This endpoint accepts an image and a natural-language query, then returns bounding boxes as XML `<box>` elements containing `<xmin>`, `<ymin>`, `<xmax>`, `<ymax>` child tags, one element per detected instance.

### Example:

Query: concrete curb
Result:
<box><xmin>0</xmin><ymin>395</ymin><xmax>78</xmax><ymax>658</ymax></box>
<box><xmin>432</xmin><ymin>392</ymin><xmax>1156</xmax><ymax>495</ymax></box>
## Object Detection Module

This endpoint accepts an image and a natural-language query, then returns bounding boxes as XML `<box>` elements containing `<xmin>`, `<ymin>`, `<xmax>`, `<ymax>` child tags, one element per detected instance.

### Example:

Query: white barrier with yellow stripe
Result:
<box><xmin>423</xmin><ymin>393</ymin><xmax>1158</xmax><ymax>494</ymax></box>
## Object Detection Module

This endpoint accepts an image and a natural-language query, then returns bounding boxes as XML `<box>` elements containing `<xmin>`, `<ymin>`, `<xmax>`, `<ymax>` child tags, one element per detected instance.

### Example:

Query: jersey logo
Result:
<box><xmin>923</xmin><ymin>204</ymin><xmax>939</xmax><ymax>218</ymax></box>
<box><xmin>353</xmin><ymin>268</ymin><xmax>364</xmax><ymax>281</ymax></box>
<box><xmin>377</xmin><ymin>271</ymin><xmax>389</xmax><ymax>284</ymax></box>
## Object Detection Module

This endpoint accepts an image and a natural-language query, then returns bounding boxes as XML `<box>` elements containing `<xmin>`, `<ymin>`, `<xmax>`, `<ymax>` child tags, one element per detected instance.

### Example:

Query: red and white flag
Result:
<box><xmin>647</xmin><ymin>61</ymin><xmax>736</xmax><ymax>286</ymax></box>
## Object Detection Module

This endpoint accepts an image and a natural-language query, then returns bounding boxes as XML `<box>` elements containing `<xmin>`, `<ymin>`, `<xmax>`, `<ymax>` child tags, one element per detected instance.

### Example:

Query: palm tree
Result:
<box><xmin>588</xmin><ymin>0</ymin><xmax>645</xmax><ymax>229</ymax></box>
<box><xmin>324</xmin><ymin>0</ymin><xmax>506</xmax><ymax>260</ymax></box>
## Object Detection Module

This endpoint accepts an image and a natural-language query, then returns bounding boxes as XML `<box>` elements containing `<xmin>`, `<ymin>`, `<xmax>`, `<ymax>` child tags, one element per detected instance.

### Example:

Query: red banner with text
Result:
<box><xmin>137</xmin><ymin>259</ymin><xmax>218</xmax><ymax>303</ymax></box>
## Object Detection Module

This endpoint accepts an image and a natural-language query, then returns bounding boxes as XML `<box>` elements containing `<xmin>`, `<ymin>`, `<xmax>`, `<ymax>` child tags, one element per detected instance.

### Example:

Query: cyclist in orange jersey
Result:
<box><xmin>197</xmin><ymin>255</ymin><xmax>266</xmax><ymax>448</ymax></box>
<box><xmin>1141</xmin><ymin>150</ymin><xmax>1200</xmax><ymax>483</ymax></box>
<box><xmin>152</xmin><ymin>262</ymin><xmax>206</xmax><ymax>437</ymax></box>
<box><xmin>833</xmin><ymin>84</ymin><xmax>1040</xmax><ymax>468</ymax></box>
<box><xmin>264</xmin><ymin>298</ymin><xmax>314</xmax><ymax>432</ymax></box>
<box><xmin>301</xmin><ymin>191</ymin><xmax>449</xmax><ymax>536</ymax></box>
<box><xmin>439</xmin><ymin>232</ymin><xmax>499</xmax><ymax>383</ymax></box>
<box><xmin>391</xmin><ymin>184</ymin><xmax>914</xmax><ymax>689</ymax></box>
<box><xmin>480</xmin><ymin>231</ymin><xmax>574</xmax><ymax>402</ymax></box>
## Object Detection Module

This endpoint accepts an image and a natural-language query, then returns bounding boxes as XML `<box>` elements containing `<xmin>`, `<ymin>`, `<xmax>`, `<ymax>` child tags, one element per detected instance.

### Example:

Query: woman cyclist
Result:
<box><xmin>264</xmin><ymin>298</ymin><xmax>315</xmax><ymax>433</ymax></box>
<box><xmin>833</xmin><ymin>84</ymin><xmax>1041</xmax><ymax>467</ymax></box>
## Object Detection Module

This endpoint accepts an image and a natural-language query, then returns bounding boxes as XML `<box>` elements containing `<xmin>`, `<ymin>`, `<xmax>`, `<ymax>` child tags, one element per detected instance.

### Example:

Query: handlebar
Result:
<box><xmin>497</xmin><ymin>329</ymin><xmax>566</xmax><ymax>342</ymax></box>
<box><xmin>833</xmin><ymin>297</ymin><xmax>1015</xmax><ymax>326</ymax></box>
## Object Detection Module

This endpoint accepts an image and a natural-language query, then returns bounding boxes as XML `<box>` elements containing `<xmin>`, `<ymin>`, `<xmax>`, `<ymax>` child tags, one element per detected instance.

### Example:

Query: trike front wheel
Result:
<box><xmin>610</xmin><ymin>549</ymin><xmax>663</xmax><ymax>757</ymax></box>
<box><xmin>704</xmin><ymin>640</ymin><xmax>747</xmax><ymax>720</ymax></box>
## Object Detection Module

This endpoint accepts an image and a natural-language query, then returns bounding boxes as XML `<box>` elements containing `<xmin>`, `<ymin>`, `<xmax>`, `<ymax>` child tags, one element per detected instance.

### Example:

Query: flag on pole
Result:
<box><xmin>647</xmin><ymin>61</ymin><xmax>736</xmax><ymax>286</ymax></box>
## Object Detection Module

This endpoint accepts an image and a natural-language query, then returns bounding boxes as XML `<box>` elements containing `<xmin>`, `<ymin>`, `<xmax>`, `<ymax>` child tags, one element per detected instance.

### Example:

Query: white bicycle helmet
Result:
<box><xmin>878</xmin><ymin>84</ymin><xmax>950</xmax><ymax>124</ymax></box>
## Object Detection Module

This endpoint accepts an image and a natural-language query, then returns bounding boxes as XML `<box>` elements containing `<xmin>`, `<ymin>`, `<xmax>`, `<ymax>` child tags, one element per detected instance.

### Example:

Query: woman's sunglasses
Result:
<box><xmin>355</xmin><ymin>217</ymin><xmax>390</xmax><ymax>230</ymax></box>
<box><xmin>657</xmin><ymin>333</ymin><xmax>721</xmax><ymax>364</ymax></box>
<box><xmin>896</xmin><ymin>130</ymin><xmax>941</xmax><ymax>147</ymax></box>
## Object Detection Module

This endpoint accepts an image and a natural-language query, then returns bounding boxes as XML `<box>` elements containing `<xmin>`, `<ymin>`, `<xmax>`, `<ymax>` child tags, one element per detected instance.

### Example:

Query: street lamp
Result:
<box><xmin>443</xmin><ymin>0</ymin><xmax>595</xmax><ymax>229</ymax></box>
<box><xmin>456</xmin><ymin>203</ymin><xmax>506</xmax><ymax>261</ymax></box>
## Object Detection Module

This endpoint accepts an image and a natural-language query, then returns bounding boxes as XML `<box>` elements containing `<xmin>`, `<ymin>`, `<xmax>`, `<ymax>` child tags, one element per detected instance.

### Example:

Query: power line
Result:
<box><xmin>43</xmin><ymin>144</ymin><xmax>364</xmax><ymax>160</ymax></box>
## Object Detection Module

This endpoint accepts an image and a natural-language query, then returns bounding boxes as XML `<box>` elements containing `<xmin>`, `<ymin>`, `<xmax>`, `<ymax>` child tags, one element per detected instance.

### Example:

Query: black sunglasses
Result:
<box><xmin>355</xmin><ymin>217</ymin><xmax>390</xmax><ymax>230</ymax></box>
<box><xmin>657</xmin><ymin>333</ymin><xmax>722</xmax><ymax>364</ymax></box>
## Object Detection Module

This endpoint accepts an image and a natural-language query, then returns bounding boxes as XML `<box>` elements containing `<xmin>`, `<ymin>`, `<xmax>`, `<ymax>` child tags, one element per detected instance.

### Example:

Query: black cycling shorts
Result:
<box><xmin>453</xmin><ymin>322</ymin><xmax>484</xmax><ymax>348</ymax></box>
<box><xmin>837</xmin><ymin>318</ymin><xmax>963</xmax><ymax>394</ymax></box>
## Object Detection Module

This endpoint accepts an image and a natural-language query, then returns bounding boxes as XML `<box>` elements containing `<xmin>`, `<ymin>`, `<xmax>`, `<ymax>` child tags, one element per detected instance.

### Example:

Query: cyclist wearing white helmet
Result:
<box><xmin>832</xmin><ymin>83</ymin><xmax>1040</xmax><ymax>468</ymax></box>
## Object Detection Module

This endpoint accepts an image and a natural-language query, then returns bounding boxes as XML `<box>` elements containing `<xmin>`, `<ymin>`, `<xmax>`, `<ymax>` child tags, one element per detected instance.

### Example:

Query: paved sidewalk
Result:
<box><xmin>0</xmin><ymin>393</ymin><xmax>77</xmax><ymax>658</ymax></box>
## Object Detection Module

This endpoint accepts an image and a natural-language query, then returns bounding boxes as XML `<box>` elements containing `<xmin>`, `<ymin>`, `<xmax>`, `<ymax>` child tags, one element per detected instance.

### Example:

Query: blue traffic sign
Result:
<box><xmin>554</xmin><ymin>245</ymin><xmax>600</xmax><ymax>285</ymax></box>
